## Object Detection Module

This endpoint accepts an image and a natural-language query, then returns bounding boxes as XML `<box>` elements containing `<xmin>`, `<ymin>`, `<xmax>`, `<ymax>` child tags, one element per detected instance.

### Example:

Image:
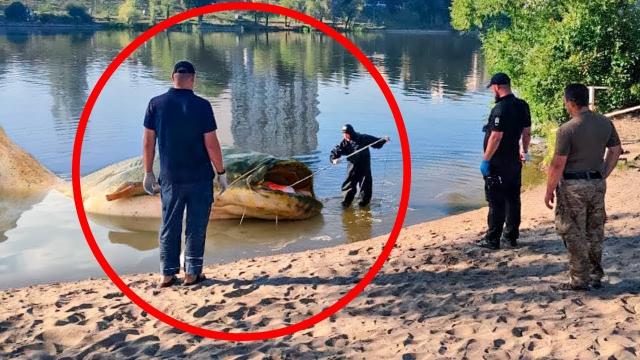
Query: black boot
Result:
<box><xmin>475</xmin><ymin>237</ymin><xmax>499</xmax><ymax>250</ymax></box>
<box><xmin>500</xmin><ymin>235</ymin><xmax>518</xmax><ymax>248</ymax></box>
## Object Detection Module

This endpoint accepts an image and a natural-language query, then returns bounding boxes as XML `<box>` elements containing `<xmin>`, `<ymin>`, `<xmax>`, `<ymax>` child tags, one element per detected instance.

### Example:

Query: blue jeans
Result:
<box><xmin>159</xmin><ymin>180</ymin><xmax>213</xmax><ymax>276</ymax></box>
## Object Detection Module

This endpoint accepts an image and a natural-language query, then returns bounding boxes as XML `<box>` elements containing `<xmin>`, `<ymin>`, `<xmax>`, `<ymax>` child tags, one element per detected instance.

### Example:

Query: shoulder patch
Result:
<box><xmin>494</xmin><ymin>116</ymin><xmax>500</xmax><ymax>126</ymax></box>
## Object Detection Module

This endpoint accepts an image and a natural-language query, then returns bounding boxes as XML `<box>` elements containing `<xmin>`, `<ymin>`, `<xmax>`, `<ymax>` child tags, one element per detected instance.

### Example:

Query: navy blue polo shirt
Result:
<box><xmin>143</xmin><ymin>88</ymin><xmax>217</xmax><ymax>184</ymax></box>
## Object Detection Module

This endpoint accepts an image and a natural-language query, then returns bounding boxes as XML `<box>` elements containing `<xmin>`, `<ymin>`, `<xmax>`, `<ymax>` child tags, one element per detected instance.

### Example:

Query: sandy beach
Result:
<box><xmin>1</xmin><ymin>118</ymin><xmax>639</xmax><ymax>359</ymax></box>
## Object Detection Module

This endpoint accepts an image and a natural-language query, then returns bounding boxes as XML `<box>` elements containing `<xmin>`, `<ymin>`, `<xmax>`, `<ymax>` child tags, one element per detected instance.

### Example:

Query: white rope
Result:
<box><xmin>225</xmin><ymin>158</ymin><xmax>271</xmax><ymax>189</ymax></box>
<box><xmin>379</xmin><ymin>144</ymin><xmax>390</xmax><ymax>206</ymax></box>
<box><xmin>239</xmin><ymin>207</ymin><xmax>246</xmax><ymax>226</ymax></box>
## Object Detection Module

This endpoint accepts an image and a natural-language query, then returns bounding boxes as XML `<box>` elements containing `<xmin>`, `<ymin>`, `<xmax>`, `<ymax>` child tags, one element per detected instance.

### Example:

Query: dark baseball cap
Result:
<box><xmin>486</xmin><ymin>72</ymin><xmax>511</xmax><ymax>88</ymax></box>
<box><xmin>173</xmin><ymin>60</ymin><xmax>196</xmax><ymax>74</ymax></box>
<box><xmin>341</xmin><ymin>124</ymin><xmax>355</xmax><ymax>136</ymax></box>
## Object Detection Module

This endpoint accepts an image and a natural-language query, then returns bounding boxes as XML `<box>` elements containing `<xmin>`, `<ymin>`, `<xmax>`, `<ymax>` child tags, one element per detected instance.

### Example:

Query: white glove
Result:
<box><xmin>143</xmin><ymin>172</ymin><xmax>159</xmax><ymax>195</ymax></box>
<box><xmin>383</xmin><ymin>136</ymin><xmax>391</xmax><ymax>142</ymax></box>
<box><xmin>331</xmin><ymin>158</ymin><xmax>340</xmax><ymax>165</ymax></box>
<box><xmin>216</xmin><ymin>172</ymin><xmax>228</xmax><ymax>195</ymax></box>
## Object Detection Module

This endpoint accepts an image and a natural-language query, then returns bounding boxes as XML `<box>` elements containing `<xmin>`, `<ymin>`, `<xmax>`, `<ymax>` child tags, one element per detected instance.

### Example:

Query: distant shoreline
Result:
<box><xmin>0</xmin><ymin>20</ymin><xmax>456</xmax><ymax>35</ymax></box>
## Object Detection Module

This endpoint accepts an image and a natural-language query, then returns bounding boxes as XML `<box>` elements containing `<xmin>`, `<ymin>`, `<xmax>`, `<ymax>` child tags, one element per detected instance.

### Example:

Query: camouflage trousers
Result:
<box><xmin>555</xmin><ymin>179</ymin><xmax>607</xmax><ymax>287</ymax></box>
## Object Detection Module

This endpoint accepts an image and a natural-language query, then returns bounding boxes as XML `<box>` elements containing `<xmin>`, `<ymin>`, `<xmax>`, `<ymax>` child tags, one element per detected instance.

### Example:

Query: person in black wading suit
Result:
<box><xmin>330</xmin><ymin>124</ymin><xmax>389</xmax><ymax>208</ymax></box>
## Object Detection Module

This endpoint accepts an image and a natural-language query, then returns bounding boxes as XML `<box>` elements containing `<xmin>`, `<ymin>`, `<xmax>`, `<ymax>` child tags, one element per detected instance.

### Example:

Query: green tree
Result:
<box><xmin>280</xmin><ymin>0</ymin><xmax>304</xmax><ymax>27</ymax></box>
<box><xmin>451</xmin><ymin>0</ymin><xmax>640</xmax><ymax>126</ymax></box>
<box><xmin>67</xmin><ymin>3</ymin><xmax>93</xmax><ymax>23</ymax></box>
<box><xmin>4</xmin><ymin>1</ymin><xmax>30</xmax><ymax>22</ymax></box>
<box><xmin>304</xmin><ymin>0</ymin><xmax>330</xmax><ymax>22</ymax></box>
<box><xmin>335</xmin><ymin>0</ymin><xmax>364</xmax><ymax>29</ymax></box>
<box><xmin>118</xmin><ymin>0</ymin><xmax>140</xmax><ymax>24</ymax></box>
<box><xmin>182</xmin><ymin>0</ymin><xmax>213</xmax><ymax>25</ymax></box>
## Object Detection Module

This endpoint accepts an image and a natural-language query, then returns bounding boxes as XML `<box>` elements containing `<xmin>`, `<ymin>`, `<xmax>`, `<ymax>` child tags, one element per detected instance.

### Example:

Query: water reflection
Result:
<box><xmin>342</xmin><ymin>208</ymin><xmax>374</xmax><ymax>243</ymax></box>
<box><xmin>0</xmin><ymin>195</ymin><xmax>46</xmax><ymax>243</ymax></box>
<box><xmin>106</xmin><ymin>217</ymin><xmax>326</xmax><ymax>255</ymax></box>
<box><xmin>230</xmin><ymin>34</ymin><xmax>320</xmax><ymax>157</ymax></box>
<box><xmin>350</xmin><ymin>32</ymin><xmax>486</xmax><ymax>97</ymax></box>
<box><xmin>48</xmin><ymin>33</ymin><xmax>92</xmax><ymax>138</ymax></box>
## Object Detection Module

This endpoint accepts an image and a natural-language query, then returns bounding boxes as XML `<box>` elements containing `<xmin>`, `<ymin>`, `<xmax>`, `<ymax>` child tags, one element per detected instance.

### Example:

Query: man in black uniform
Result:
<box><xmin>477</xmin><ymin>73</ymin><xmax>532</xmax><ymax>250</ymax></box>
<box><xmin>330</xmin><ymin>124</ymin><xmax>389</xmax><ymax>208</ymax></box>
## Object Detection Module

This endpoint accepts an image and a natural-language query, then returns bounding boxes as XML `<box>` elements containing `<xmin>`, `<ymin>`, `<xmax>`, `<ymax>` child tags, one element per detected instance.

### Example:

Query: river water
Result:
<box><xmin>0</xmin><ymin>30</ymin><xmax>505</xmax><ymax>288</ymax></box>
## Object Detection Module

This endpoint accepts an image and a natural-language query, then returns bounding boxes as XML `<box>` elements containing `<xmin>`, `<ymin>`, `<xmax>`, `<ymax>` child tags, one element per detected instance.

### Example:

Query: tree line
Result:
<box><xmin>1</xmin><ymin>0</ymin><xmax>453</xmax><ymax>30</ymax></box>
<box><xmin>451</xmin><ymin>0</ymin><xmax>640</xmax><ymax>127</ymax></box>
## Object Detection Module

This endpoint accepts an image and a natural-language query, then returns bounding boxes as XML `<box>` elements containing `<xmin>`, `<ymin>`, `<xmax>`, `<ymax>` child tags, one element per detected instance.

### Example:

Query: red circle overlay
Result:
<box><xmin>72</xmin><ymin>2</ymin><xmax>411</xmax><ymax>341</ymax></box>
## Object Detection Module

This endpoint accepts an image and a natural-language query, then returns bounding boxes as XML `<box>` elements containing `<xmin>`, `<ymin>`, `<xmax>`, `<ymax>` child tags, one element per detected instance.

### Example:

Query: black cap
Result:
<box><xmin>341</xmin><ymin>124</ymin><xmax>355</xmax><ymax>136</ymax></box>
<box><xmin>486</xmin><ymin>72</ymin><xmax>511</xmax><ymax>88</ymax></box>
<box><xmin>173</xmin><ymin>60</ymin><xmax>195</xmax><ymax>74</ymax></box>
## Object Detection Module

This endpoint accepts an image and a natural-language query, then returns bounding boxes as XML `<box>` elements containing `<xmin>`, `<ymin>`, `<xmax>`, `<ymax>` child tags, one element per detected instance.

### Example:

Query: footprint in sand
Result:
<box><xmin>227</xmin><ymin>306</ymin><xmax>248</xmax><ymax>321</ymax></box>
<box><xmin>103</xmin><ymin>292</ymin><xmax>123</xmax><ymax>300</ymax></box>
<box><xmin>193</xmin><ymin>305</ymin><xmax>220</xmax><ymax>318</ymax></box>
<box><xmin>512</xmin><ymin>327</ymin><xmax>527</xmax><ymax>337</ymax></box>
<box><xmin>258</xmin><ymin>297</ymin><xmax>279</xmax><ymax>306</ymax></box>
<box><xmin>54</xmin><ymin>312</ymin><xmax>86</xmax><ymax>326</ymax></box>
<box><xmin>493</xmin><ymin>338</ymin><xmax>506</xmax><ymax>349</ymax></box>
<box><xmin>67</xmin><ymin>303</ymin><xmax>93</xmax><ymax>312</ymax></box>
<box><xmin>325</xmin><ymin>334</ymin><xmax>349</xmax><ymax>347</ymax></box>
<box><xmin>224</xmin><ymin>285</ymin><xmax>259</xmax><ymax>298</ymax></box>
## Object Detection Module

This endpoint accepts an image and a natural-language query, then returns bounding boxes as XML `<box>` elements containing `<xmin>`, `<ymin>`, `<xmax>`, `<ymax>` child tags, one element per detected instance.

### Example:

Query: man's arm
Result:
<box><xmin>483</xmin><ymin>131</ymin><xmax>503</xmax><ymax>160</ymax></box>
<box><xmin>603</xmin><ymin>145</ymin><xmax>623</xmax><ymax>178</ymax></box>
<box><xmin>330</xmin><ymin>142</ymin><xmax>343</xmax><ymax>161</ymax></box>
<box><xmin>143</xmin><ymin>128</ymin><xmax>156</xmax><ymax>173</ymax></box>
<box><xmin>545</xmin><ymin>154</ymin><xmax>568</xmax><ymax>209</ymax></box>
<box><xmin>521</xmin><ymin>127</ymin><xmax>531</xmax><ymax>154</ymax></box>
<box><xmin>204</xmin><ymin>131</ymin><xmax>224</xmax><ymax>173</ymax></box>
<box><xmin>363</xmin><ymin>134</ymin><xmax>385</xmax><ymax>149</ymax></box>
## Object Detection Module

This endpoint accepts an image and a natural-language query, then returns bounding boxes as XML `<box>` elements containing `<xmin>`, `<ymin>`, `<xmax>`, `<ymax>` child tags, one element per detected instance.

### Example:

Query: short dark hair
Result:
<box><xmin>564</xmin><ymin>83</ymin><xmax>589</xmax><ymax>107</ymax></box>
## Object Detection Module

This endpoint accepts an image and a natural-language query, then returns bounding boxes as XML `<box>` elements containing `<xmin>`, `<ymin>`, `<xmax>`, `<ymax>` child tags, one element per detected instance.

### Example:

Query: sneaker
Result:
<box><xmin>590</xmin><ymin>279</ymin><xmax>602</xmax><ymax>289</ymax></box>
<box><xmin>551</xmin><ymin>283</ymin><xmax>590</xmax><ymax>291</ymax></box>
<box><xmin>500</xmin><ymin>235</ymin><xmax>518</xmax><ymax>248</ymax></box>
<box><xmin>475</xmin><ymin>238</ymin><xmax>499</xmax><ymax>250</ymax></box>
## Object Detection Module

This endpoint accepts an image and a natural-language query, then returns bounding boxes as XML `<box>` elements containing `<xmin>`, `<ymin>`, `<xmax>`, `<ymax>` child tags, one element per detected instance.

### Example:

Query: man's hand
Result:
<box><xmin>143</xmin><ymin>172</ymin><xmax>159</xmax><ymax>195</ymax></box>
<box><xmin>545</xmin><ymin>189</ymin><xmax>555</xmax><ymax>209</ymax></box>
<box><xmin>520</xmin><ymin>151</ymin><xmax>530</xmax><ymax>163</ymax></box>
<box><xmin>331</xmin><ymin>158</ymin><xmax>340</xmax><ymax>165</ymax></box>
<box><xmin>480</xmin><ymin>160</ymin><xmax>490</xmax><ymax>177</ymax></box>
<box><xmin>216</xmin><ymin>171</ymin><xmax>228</xmax><ymax>195</ymax></box>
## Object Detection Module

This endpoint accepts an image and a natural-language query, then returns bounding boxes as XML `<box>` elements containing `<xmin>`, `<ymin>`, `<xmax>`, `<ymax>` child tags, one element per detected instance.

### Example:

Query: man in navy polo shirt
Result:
<box><xmin>142</xmin><ymin>60</ymin><xmax>228</xmax><ymax>288</ymax></box>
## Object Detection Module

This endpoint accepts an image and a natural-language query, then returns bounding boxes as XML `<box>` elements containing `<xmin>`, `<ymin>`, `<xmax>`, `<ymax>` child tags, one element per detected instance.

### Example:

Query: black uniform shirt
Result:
<box><xmin>483</xmin><ymin>94</ymin><xmax>531</xmax><ymax>171</ymax></box>
<box><xmin>330</xmin><ymin>133</ymin><xmax>385</xmax><ymax>168</ymax></box>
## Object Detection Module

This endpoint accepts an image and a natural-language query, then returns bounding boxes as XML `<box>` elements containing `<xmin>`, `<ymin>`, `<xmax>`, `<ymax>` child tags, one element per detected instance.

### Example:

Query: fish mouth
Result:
<box><xmin>218</xmin><ymin>157</ymin><xmax>323</xmax><ymax>220</ymax></box>
<box><xmin>247</xmin><ymin>159</ymin><xmax>315</xmax><ymax>196</ymax></box>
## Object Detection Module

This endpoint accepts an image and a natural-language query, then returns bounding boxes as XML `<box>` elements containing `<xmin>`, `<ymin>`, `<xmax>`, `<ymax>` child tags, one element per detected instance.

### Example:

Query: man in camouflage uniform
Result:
<box><xmin>545</xmin><ymin>83</ymin><xmax>623</xmax><ymax>291</ymax></box>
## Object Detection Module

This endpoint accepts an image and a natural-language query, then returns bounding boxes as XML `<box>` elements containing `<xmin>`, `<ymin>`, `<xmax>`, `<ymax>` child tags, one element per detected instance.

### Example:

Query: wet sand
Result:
<box><xmin>1</xmin><ymin>118</ymin><xmax>639</xmax><ymax>359</ymax></box>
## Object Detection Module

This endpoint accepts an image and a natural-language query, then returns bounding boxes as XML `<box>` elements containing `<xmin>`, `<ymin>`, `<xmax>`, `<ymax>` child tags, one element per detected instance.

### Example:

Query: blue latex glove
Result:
<box><xmin>480</xmin><ymin>160</ymin><xmax>490</xmax><ymax>177</ymax></box>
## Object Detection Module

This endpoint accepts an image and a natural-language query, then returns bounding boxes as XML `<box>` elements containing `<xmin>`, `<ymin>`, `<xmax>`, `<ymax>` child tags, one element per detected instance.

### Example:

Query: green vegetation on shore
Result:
<box><xmin>0</xmin><ymin>0</ymin><xmax>453</xmax><ymax>31</ymax></box>
<box><xmin>451</xmin><ymin>0</ymin><xmax>640</xmax><ymax>130</ymax></box>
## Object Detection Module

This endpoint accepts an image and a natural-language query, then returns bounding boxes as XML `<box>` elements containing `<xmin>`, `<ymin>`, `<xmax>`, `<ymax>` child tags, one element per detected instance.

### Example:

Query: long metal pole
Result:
<box><xmin>289</xmin><ymin>137</ymin><xmax>387</xmax><ymax>188</ymax></box>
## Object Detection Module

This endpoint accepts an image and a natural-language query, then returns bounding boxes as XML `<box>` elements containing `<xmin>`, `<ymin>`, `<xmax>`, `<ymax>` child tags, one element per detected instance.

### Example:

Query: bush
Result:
<box><xmin>117</xmin><ymin>0</ymin><xmax>140</xmax><ymax>25</ymax></box>
<box><xmin>451</xmin><ymin>0</ymin><xmax>640</xmax><ymax>128</ymax></box>
<box><xmin>37</xmin><ymin>13</ymin><xmax>73</xmax><ymax>24</ymax></box>
<box><xmin>4</xmin><ymin>1</ymin><xmax>30</xmax><ymax>22</ymax></box>
<box><xmin>66</xmin><ymin>3</ymin><xmax>93</xmax><ymax>23</ymax></box>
